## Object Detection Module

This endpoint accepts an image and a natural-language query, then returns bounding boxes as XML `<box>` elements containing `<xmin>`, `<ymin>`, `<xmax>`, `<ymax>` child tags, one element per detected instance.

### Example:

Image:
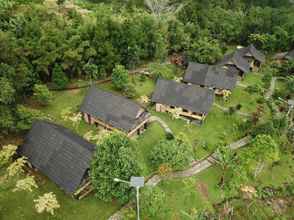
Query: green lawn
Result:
<box><xmin>0</xmin><ymin>174</ymin><xmax>119</xmax><ymax>220</ymax></box>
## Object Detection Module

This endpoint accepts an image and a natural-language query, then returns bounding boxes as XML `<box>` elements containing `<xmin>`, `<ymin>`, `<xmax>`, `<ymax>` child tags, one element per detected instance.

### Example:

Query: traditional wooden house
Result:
<box><xmin>80</xmin><ymin>86</ymin><xmax>150</xmax><ymax>137</ymax></box>
<box><xmin>236</xmin><ymin>44</ymin><xmax>266</xmax><ymax>70</ymax></box>
<box><xmin>151</xmin><ymin>79</ymin><xmax>214</xmax><ymax>121</ymax></box>
<box><xmin>217</xmin><ymin>51</ymin><xmax>251</xmax><ymax>77</ymax></box>
<box><xmin>20</xmin><ymin>120</ymin><xmax>95</xmax><ymax>196</ymax></box>
<box><xmin>183</xmin><ymin>62</ymin><xmax>238</xmax><ymax>95</ymax></box>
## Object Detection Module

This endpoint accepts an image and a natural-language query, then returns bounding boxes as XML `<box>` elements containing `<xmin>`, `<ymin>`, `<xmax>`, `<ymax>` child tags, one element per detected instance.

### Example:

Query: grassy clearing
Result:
<box><xmin>157</xmin><ymin>167</ymin><xmax>223</xmax><ymax>219</ymax></box>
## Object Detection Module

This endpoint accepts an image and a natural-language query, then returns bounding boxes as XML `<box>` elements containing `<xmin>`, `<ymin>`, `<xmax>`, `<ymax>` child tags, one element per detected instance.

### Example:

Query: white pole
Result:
<box><xmin>136</xmin><ymin>186</ymin><xmax>140</xmax><ymax>220</ymax></box>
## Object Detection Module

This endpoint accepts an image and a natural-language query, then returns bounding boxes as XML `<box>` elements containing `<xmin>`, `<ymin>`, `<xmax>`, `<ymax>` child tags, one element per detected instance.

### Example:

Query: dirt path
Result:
<box><xmin>213</xmin><ymin>103</ymin><xmax>250</xmax><ymax>117</ymax></box>
<box><xmin>108</xmin><ymin>136</ymin><xmax>252</xmax><ymax>220</ymax></box>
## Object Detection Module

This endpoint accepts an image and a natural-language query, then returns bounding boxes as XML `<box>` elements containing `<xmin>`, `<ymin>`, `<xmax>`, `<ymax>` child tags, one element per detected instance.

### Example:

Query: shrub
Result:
<box><xmin>33</xmin><ymin>84</ymin><xmax>52</xmax><ymax>106</ymax></box>
<box><xmin>149</xmin><ymin>134</ymin><xmax>193</xmax><ymax>170</ymax></box>
<box><xmin>123</xmin><ymin>83</ymin><xmax>138</xmax><ymax>99</ymax></box>
<box><xmin>112</xmin><ymin>65</ymin><xmax>129</xmax><ymax>91</ymax></box>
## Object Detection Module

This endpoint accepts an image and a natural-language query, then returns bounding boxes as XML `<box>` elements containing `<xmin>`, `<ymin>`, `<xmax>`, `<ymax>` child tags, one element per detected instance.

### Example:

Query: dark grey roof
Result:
<box><xmin>285</xmin><ymin>49</ymin><xmax>294</xmax><ymax>60</ymax></box>
<box><xmin>20</xmin><ymin>120</ymin><xmax>95</xmax><ymax>193</ymax></box>
<box><xmin>80</xmin><ymin>86</ymin><xmax>149</xmax><ymax>132</ymax></box>
<box><xmin>217</xmin><ymin>52</ymin><xmax>251</xmax><ymax>74</ymax></box>
<box><xmin>236</xmin><ymin>44</ymin><xmax>266</xmax><ymax>63</ymax></box>
<box><xmin>151</xmin><ymin>79</ymin><xmax>214</xmax><ymax>114</ymax></box>
<box><xmin>183</xmin><ymin>62</ymin><xmax>238</xmax><ymax>90</ymax></box>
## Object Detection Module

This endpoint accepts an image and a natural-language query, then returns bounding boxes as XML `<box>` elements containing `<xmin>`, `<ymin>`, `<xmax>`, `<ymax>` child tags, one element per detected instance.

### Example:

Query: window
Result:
<box><xmin>170</xmin><ymin>106</ymin><xmax>175</xmax><ymax>109</ymax></box>
<box><xmin>183</xmin><ymin>109</ymin><xmax>188</xmax><ymax>113</ymax></box>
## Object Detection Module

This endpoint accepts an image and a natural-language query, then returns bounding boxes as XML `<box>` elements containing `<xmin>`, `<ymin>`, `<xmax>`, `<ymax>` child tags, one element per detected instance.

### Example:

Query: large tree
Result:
<box><xmin>90</xmin><ymin>132</ymin><xmax>141</xmax><ymax>203</ymax></box>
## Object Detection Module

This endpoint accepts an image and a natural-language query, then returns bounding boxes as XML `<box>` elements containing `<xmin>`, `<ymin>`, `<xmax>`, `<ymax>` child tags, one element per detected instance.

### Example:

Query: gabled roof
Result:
<box><xmin>80</xmin><ymin>86</ymin><xmax>149</xmax><ymax>132</ymax></box>
<box><xmin>20</xmin><ymin>120</ymin><xmax>95</xmax><ymax>193</ymax></box>
<box><xmin>183</xmin><ymin>62</ymin><xmax>238</xmax><ymax>90</ymax></box>
<box><xmin>285</xmin><ymin>49</ymin><xmax>294</xmax><ymax>60</ymax></box>
<box><xmin>237</xmin><ymin>44</ymin><xmax>266</xmax><ymax>63</ymax></box>
<box><xmin>217</xmin><ymin>52</ymin><xmax>251</xmax><ymax>74</ymax></box>
<box><xmin>151</xmin><ymin>79</ymin><xmax>214</xmax><ymax>114</ymax></box>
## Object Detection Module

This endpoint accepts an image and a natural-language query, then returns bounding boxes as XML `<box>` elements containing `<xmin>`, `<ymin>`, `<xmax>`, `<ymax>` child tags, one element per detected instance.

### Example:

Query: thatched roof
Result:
<box><xmin>151</xmin><ymin>79</ymin><xmax>214</xmax><ymax>114</ymax></box>
<box><xmin>20</xmin><ymin>120</ymin><xmax>95</xmax><ymax>193</ymax></box>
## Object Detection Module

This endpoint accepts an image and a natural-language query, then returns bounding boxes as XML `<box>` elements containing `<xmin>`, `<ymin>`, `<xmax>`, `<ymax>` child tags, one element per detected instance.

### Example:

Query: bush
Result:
<box><xmin>112</xmin><ymin>65</ymin><xmax>129</xmax><ymax>91</ymax></box>
<box><xmin>149</xmin><ymin>134</ymin><xmax>193</xmax><ymax>170</ymax></box>
<box><xmin>141</xmin><ymin>187</ymin><xmax>169</xmax><ymax>219</ymax></box>
<box><xmin>123</xmin><ymin>83</ymin><xmax>138</xmax><ymax>99</ymax></box>
<box><xmin>251</xmin><ymin>121</ymin><xmax>276</xmax><ymax>137</ymax></box>
<box><xmin>83</xmin><ymin>63</ymin><xmax>105</xmax><ymax>81</ymax></box>
<box><xmin>52</xmin><ymin>65</ymin><xmax>69</xmax><ymax>89</ymax></box>
<box><xmin>245</xmin><ymin>84</ymin><xmax>264</xmax><ymax>95</ymax></box>
<box><xmin>33</xmin><ymin>84</ymin><xmax>52</xmax><ymax>106</ymax></box>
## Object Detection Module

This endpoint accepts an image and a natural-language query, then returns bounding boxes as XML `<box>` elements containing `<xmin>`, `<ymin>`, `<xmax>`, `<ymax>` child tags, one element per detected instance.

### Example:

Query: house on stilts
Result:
<box><xmin>20</xmin><ymin>120</ymin><xmax>95</xmax><ymax>198</ymax></box>
<box><xmin>151</xmin><ymin>79</ymin><xmax>214</xmax><ymax>122</ymax></box>
<box><xmin>80</xmin><ymin>86</ymin><xmax>150</xmax><ymax>137</ymax></box>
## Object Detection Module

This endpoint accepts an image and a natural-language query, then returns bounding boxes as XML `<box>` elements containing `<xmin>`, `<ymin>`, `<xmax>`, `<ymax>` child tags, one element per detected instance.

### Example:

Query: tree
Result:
<box><xmin>52</xmin><ymin>64</ymin><xmax>69</xmax><ymax>89</ymax></box>
<box><xmin>34</xmin><ymin>192</ymin><xmax>60</xmax><ymax>215</ymax></box>
<box><xmin>0</xmin><ymin>144</ymin><xmax>17</xmax><ymax>168</ymax></box>
<box><xmin>90</xmin><ymin>132</ymin><xmax>141</xmax><ymax>203</ymax></box>
<box><xmin>149</xmin><ymin>134</ymin><xmax>193</xmax><ymax>170</ymax></box>
<box><xmin>33</xmin><ymin>84</ymin><xmax>52</xmax><ymax>106</ymax></box>
<box><xmin>112</xmin><ymin>65</ymin><xmax>129</xmax><ymax>91</ymax></box>
<box><xmin>188</xmin><ymin>37</ymin><xmax>223</xmax><ymax>64</ymax></box>
<box><xmin>0</xmin><ymin>77</ymin><xmax>15</xmax><ymax>105</ymax></box>
<box><xmin>214</xmin><ymin>144</ymin><xmax>236</xmax><ymax>187</ymax></box>
<box><xmin>83</xmin><ymin>63</ymin><xmax>104</xmax><ymax>81</ymax></box>
<box><xmin>243</xmin><ymin>134</ymin><xmax>280</xmax><ymax>178</ymax></box>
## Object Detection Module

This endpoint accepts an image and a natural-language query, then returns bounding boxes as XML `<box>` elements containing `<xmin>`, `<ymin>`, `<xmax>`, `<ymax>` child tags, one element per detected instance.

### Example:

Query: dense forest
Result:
<box><xmin>0</xmin><ymin>0</ymin><xmax>293</xmax><ymax>135</ymax></box>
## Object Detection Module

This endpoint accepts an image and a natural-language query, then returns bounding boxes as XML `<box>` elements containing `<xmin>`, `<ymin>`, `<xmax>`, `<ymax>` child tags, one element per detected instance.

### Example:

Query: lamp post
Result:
<box><xmin>114</xmin><ymin>176</ymin><xmax>144</xmax><ymax>220</ymax></box>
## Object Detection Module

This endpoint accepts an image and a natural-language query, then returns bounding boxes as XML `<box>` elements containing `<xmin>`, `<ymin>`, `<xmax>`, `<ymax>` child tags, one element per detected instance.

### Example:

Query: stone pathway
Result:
<box><xmin>149</xmin><ymin>116</ymin><xmax>173</xmax><ymax>135</ymax></box>
<box><xmin>108</xmin><ymin>136</ymin><xmax>252</xmax><ymax>220</ymax></box>
<box><xmin>265</xmin><ymin>77</ymin><xmax>277</xmax><ymax>100</ymax></box>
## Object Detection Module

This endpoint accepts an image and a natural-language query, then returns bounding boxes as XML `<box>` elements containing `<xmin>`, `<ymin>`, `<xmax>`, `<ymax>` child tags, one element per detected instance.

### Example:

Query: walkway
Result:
<box><xmin>108</xmin><ymin>136</ymin><xmax>252</xmax><ymax>220</ymax></box>
<box><xmin>265</xmin><ymin>77</ymin><xmax>277</xmax><ymax>100</ymax></box>
<box><xmin>149</xmin><ymin>116</ymin><xmax>173</xmax><ymax>135</ymax></box>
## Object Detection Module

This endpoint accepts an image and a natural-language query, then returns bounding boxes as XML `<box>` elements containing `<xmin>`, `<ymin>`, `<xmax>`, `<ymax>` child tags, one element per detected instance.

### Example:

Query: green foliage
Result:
<box><xmin>83</xmin><ymin>63</ymin><xmax>105</xmax><ymax>81</ymax></box>
<box><xmin>112</xmin><ymin>65</ymin><xmax>129</xmax><ymax>91</ymax></box>
<box><xmin>278</xmin><ymin>60</ymin><xmax>294</xmax><ymax>77</ymax></box>
<box><xmin>90</xmin><ymin>132</ymin><xmax>141</xmax><ymax>203</ymax></box>
<box><xmin>251</xmin><ymin>121</ymin><xmax>276</xmax><ymax>137</ymax></box>
<box><xmin>52</xmin><ymin>65</ymin><xmax>69</xmax><ymax>89</ymax></box>
<box><xmin>15</xmin><ymin>105</ymin><xmax>44</xmax><ymax>131</ymax></box>
<box><xmin>188</xmin><ymin>37</ymin><xmax>223</xmax><ymax>64</ymax></box>
<box><xmin>245</xmin><ymin>84</ymin><xmax>264</xmax><ymax>95</ymax></box>
<box><xmin>149</xmin><ymin>134</ymin><xmax>194</xmax><ymax>170</ymax></box>
<box><xmin>0</xmin><ymin>105</ymin><xmax>14</xmax><ymax>132</ymax></box>
<box><xmin>0</xmin><ymin>77</ymin><xmax>15</xmax><ymax>105</ymax></box>
<box><xmin>33</xmin><ymin>84</ymin><xmax>52</xmax><ymax>106</ymax></box>
<box><xmin>148</xmin><ymin>63</ymin><xmax>175</xmax><ymax>80</ymax></box>
<box><xmin>287</xmin><ymin>126</ymin><xmax>294</xmax><ymax>143</ymax></box>
<box><xmin>141</xmin><ymin>187</ymin><xmax>169</xmax><ymax>219</ymax></box>
<box><xmin>167</xmin><ymin>19</ymin><xmax>190</xmax><ymax>52</ymax></box>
